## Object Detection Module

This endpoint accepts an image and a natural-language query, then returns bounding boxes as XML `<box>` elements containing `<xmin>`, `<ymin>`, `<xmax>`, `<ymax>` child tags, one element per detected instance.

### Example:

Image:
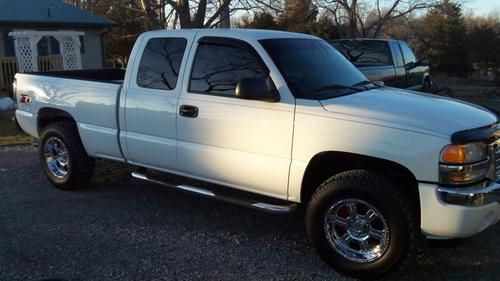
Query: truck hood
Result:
<box><xmin>319</xmin><ymin>87</ymin><xmax>498</xmax><ymax>136</ymax></box>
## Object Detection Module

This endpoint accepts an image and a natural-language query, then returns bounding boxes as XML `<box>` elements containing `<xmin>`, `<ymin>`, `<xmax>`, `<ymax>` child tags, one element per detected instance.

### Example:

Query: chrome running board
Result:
<box><xmin>131</xmin><ymin>170</ymin><xmax>297</xmax><ymax>214</ymax></box>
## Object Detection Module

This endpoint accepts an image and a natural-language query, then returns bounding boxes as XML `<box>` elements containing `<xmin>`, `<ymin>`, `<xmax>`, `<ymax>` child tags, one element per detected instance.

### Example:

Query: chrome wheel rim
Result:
<box><xmin>324</xmin><ymin>198</ymin><xmax>390</xmax><ymax>263</ymax></box>
<box><xmin>44</xmin><ymin>137</ymin><xmax>70</xmax><ymax>178</ymax></box>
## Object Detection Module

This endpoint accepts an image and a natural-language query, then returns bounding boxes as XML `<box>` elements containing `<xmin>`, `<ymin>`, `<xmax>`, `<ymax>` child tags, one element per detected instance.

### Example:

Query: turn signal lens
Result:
<box><xmin>440</xmin><ymin>143</ymin><xmax>488</xmax><ymax>164</ymax></box>
<box><xmin>441</xmin><ymin>145</ymin><xmax>466</xmax><ymax>163</ymax></box>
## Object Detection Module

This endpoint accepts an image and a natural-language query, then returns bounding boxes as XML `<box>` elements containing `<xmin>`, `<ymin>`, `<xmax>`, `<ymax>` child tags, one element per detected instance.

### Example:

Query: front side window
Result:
<box><xmin>189</xmin><ymin>43</ymin><xmax>265</xmax><ymax>97</ymax></box>
<box><xmin>137</xmin><ymin>37</ymin><xmax>187</xmax><ymax>90</ymax></box>
<box><xmin>400</xmin><ymin>42</ymin><xmax>417</xmax><ymax>66</ymax></box>
<box><xmin>390</xmin><ymin>41</ymin><xmax>405</xmax><ymax>67</ymax></box>
<box><xmin>331</xmin><ymin>40</ymin><xmax>392</xmax><ymax>66</ymax></box>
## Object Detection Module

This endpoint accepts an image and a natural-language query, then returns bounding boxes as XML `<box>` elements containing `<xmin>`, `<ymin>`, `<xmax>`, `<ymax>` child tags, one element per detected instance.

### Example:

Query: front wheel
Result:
<box><xmin>306</xmin><ymin>170</ymin><xmax>421</xmax><ymax>279</ymax></box>
<box><xmin>39</xmin><ymin>121</ymin><xmax>95</xmax><ymax>190</ymax></box>
<box><xmin>422</xmin><ymin>79</ymin><xmax>432</xmax><ymax>93</ymax></box>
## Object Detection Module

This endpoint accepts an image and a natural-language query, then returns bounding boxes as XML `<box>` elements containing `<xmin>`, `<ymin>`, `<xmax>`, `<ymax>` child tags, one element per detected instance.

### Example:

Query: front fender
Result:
<box><xmin>287</xmin><ymin>99</ymin><xmax>449</xmax><ymax>202</ymax></box>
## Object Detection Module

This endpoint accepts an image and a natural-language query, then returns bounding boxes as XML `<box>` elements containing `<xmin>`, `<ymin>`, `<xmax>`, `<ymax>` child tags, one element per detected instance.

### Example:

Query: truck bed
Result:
<box><xmin>14</xmin><ymin>69</ymin><xmax>125</xmax><ymax>161</ymax></box>
<box><xmin>24</xmin><ymin>68</ymin><xmax>126</xmax><ymax>84</ymax></box>
<box><xmin>357</xmin><ymin>65</ymin><xmax>396</xmax><ymax>83</ymax></box>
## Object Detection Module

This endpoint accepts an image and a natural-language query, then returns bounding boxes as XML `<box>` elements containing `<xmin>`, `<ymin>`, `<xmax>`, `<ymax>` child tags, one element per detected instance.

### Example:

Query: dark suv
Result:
<box><xmin>331</xmin><ymin>39</ymin><xmax>431</xmax><ymax>92</ymax></box>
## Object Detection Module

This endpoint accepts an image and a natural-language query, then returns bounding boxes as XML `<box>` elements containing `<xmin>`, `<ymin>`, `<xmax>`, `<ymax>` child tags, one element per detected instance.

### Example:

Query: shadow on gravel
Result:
<box><xmin>1</xmin><ymin>150</ymin><xmax>498</xmax><ymax>281</ymax></box>
<box><xmin>76</xmin><ymin>173</ymin><xmax>500</xmax><ymax>281</ymax></box>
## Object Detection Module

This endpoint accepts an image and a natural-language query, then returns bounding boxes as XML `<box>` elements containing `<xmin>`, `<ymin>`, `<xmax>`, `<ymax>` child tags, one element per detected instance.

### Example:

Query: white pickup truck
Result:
<box><xmin>14</xmin><ymin>29</ymin><xmax>500</xmax><ymax>278</ymax></box>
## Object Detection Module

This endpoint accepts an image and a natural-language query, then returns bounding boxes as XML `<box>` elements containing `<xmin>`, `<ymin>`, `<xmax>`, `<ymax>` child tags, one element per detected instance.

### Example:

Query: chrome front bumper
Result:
<box><xmin>438</xmin><ymin>181</ymin><xmax>500</xmax><ymax>207</ymax></box>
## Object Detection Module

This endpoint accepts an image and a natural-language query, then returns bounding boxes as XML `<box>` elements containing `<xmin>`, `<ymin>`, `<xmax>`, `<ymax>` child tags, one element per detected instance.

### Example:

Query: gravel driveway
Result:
<box><xmin>1</xmin><ymin>145</ymin><xmax>499</xmax><ymax>281</ymax></box>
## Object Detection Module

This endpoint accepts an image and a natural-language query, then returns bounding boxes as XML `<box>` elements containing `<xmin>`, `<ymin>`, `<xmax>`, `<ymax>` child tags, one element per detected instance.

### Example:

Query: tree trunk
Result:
<box><xmin>140</xmin><ymin>0</ymin><xmax>161</xmax><ymax>30</ymax></box>
<box><xmin>193</xmin><ymin>0</ymin><xmax>208</xmax><ymax>27</ymax></box>
<box><xmin>348</xmin><ymin>8</ymin><xmax>357</xmax><ymax>37</ymax></box>
<box><xmin>219</xmin><ymin>0</ymin><xmax>231</xmax><ymax>28</ymax></box>
<box><xmin>176</xmin><ymin>0</ymin><xmax>192</xmax><ymax>28</ymax></box>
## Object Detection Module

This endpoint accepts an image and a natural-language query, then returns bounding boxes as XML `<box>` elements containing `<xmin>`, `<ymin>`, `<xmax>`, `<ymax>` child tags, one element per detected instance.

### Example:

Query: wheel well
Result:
<box><xmin>300</xmin><ymin>151</ymin><xmax>420</xmax><ymax>214</ymax></box>
<box><xmin>37</xmin><ymin>108</ymin><xmax>76</xmax><ymax>135</ymax></box>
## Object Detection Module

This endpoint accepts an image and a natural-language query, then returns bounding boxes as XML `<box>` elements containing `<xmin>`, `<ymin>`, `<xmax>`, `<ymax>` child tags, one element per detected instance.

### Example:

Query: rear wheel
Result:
<box><xmin>306</xmin><ymin>170</ymin><xmax>420</xmax><ymax>279</ymax></box>
<box><xmin>39</xmin><ymin>121</ymin><xmax>94</xmax><ymax>190</ymax></box>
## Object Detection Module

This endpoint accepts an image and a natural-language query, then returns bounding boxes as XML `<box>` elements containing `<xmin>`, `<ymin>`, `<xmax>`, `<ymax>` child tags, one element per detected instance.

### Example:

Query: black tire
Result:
<box><xmin>305</xmin><ymin>170</ymin><xmax>421</xmax><ymax>279</ymax></box>
<box><xmin>422</xmin><ymin>78</ymin><xmax>431</xmax><ymax>93</ymax></box>
<box><xmin>39</xmin><ymin>121</ymin><xmax>95</xmax><ymax>190</ymax></box>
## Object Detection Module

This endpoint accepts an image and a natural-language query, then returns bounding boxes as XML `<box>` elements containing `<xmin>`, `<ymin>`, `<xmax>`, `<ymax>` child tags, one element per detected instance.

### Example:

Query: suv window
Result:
<box><xmin>189</xmin><ymin>43</ymin><xmax>266</xmax><ymax>97</ymax></box>
<box><xmin>331</xmin><ymin>40</ymin><xmax>392</xmax><ymax>66</ymax></box>
<box><xmin>399</xmin><ymin>42</ymin><xmax>417</xmax><ymax>66</ymax></box>
<box><xmin>137</xmin><ymin>37</ymin><xmax>187</xmax><ymax>90</ymax></box>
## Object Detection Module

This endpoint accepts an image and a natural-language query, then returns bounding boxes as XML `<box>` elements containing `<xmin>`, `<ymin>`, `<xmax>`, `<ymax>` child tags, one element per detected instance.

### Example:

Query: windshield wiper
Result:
<box><xmin>309</xmin><ymin>84</ymin><xmax>363</xmax><ymax>99</ymax></box>
<box><xmin>312</xmin><ymin>84</ymin><xmax>362</xmax><ymax>94</ymax></box>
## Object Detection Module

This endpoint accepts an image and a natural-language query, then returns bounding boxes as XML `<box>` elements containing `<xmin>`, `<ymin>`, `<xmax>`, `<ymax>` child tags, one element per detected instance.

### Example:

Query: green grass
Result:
<box><xmin>0</xmin><ymin>117</ymin><xmax>33</xmax><ymax>145</ymax></box>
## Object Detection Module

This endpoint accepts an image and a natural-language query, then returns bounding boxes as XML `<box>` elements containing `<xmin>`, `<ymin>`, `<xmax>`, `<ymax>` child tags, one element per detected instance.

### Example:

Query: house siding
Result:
<box><xmin>0</xmin><ymin>30</ymin><xmax>5</xmax><ymax>57</ymax></box>
<box><xmin>0</xmin><ymin>28</ymin><xmax>14</xmax><ymax>57</ymax></box>
<box><xmin>80</xmin><ymin>29</ymin><xmax>104</xmax><ymax>69</ymax></box>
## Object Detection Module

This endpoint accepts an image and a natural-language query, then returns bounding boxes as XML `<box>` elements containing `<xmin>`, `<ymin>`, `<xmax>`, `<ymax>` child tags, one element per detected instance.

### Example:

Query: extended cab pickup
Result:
<box><xmin>331</xmin><ymin>39</ymin><xmax>431</xmax><ymax>91</ymax></box>
<box><xmin>14</xmin><ymin>29</ymin><xmax>500</xmax><ymax>279</ymax></box>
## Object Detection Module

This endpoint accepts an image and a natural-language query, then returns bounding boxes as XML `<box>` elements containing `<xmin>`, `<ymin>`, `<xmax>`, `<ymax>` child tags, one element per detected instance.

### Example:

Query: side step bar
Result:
<box><xmin>131</xmin><ymin>170</ymin><xmax>298</xmax><ymax>214</ymax></box>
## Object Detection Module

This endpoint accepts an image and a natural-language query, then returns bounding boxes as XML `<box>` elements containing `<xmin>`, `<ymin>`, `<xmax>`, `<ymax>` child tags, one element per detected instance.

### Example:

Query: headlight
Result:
<box><xmin>439</xmin><ymin>142</ymin><xmax>490</xmax><ymax>184</ymax></box>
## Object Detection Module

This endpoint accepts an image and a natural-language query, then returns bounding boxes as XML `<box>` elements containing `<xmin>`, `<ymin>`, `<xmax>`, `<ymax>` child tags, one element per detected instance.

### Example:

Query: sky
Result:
<box><xmin>464</xmin><ymin>0</ymin><xmax>500</xmax><ymax>16</ymax></box>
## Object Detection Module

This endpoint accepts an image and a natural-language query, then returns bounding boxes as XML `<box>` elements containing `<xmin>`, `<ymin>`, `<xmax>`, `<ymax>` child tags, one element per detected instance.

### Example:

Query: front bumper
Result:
<box><xmin>438</xmin><ymin>181</ymin><xmax>500</xmax><ymax>206</ymax></box>
<box><xmin>419</xmin><ymin>181</ymin><xmax>500</xmax><ymax>238</ymax></box>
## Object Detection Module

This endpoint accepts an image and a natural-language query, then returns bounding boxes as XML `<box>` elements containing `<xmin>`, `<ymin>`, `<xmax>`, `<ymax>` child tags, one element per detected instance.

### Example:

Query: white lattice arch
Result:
<box><xmin>8</xmin><ymin>30</ymin><xmax>84</xmax><ymax>72</ymax></box>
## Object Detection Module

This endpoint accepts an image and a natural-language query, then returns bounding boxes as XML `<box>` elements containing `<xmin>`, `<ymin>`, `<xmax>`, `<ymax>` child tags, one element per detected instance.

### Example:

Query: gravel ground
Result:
<box><xmin>0</xmin><ymin>146</ymin><xmax>499</xmax><ymax>281</ymax></box>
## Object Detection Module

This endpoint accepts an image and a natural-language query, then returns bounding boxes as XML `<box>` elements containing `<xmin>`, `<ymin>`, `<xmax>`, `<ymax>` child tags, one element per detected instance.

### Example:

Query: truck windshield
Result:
<box><xmin>260</xmin><ymin>38</ymin><xmax>370</xmax><ymax>99</ymax></box>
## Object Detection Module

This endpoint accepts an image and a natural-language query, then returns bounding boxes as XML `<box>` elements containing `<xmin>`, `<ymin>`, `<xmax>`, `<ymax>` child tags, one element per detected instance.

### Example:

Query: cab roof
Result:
<box><xmin>143</xmin><ymin>28</ymin><xmax>318</xmax><ymax>41</ymax></box>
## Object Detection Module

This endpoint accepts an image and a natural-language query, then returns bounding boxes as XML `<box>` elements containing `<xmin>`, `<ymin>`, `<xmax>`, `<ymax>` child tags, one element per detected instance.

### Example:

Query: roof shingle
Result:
<box><xmin>0</xmin><ymin>0</ymin><xmax>115</xmax><ymax>28</ymax></box>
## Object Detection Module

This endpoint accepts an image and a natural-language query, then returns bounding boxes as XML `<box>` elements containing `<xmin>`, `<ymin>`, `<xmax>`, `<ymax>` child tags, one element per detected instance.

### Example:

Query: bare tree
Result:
<box><xmin>138</xmin><ymin>0</ymin><xmax>284</xmax><ymax>29</ymax></box>
<box><xmin>316</xmin><ymin>0</ymin><xmax>438</xmax><ymax>38</ymax></box>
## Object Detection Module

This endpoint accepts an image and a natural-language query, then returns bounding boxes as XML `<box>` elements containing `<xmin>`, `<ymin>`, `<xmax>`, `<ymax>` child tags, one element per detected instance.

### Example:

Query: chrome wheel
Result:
<box><xmin>44</xmin><ymin>137</ymin><xmax>70</xmax><ymax>178</ymax></box>
<box><xmin>324</xmin><ymin>198</ymin><xmax>389</xmax><ymax>263</ymax></box>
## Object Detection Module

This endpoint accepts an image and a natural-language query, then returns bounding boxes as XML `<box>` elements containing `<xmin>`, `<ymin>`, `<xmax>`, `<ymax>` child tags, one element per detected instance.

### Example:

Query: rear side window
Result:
<box><xmin>331</xmin><ymin>40</ymin><xmax>392</xmax><ymax>66</ymax></box>
<box><xmin>137</xmin><ymin>37</ymin><xmax>187</xmax><ymax>90</ymax></box>
<box><xmin>189</xmin><ymin>43</ymin><xmax>266</xmax><ymax>97</ymax></box>
<box><xmin>399</xmin><ymin>42</ymin><xmax>417</xmax><ymax>65</ymax></box>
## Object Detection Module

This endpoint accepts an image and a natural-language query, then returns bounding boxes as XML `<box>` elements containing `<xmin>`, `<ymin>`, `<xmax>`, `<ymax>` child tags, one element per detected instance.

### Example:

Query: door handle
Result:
<box><xmin>179</xmin><ymin>105</ymin><xmax>198</xmax><ymax>118</ymax></box>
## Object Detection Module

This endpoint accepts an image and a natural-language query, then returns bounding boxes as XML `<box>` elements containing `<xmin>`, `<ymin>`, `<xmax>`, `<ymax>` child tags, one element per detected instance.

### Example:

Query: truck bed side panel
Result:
<box><xmin>15</xmin><ymin>74</ymin><xmax>123</xmax><ymax>161</ymax></box>
<box><xmin>358</xmin><ymin>65</ymin><xmax>396</xmax><ymax>84</ymax></box>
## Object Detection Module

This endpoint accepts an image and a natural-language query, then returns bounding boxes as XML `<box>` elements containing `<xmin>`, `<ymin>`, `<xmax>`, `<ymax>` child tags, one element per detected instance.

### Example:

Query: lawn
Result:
<box><xmin>0</xmin><ymin>117</ymin><xmax>32</xmax><ymax>145</ymax></box>
<box><xmin>433</xmin><ymin>76</ymin><xmax>500</xmax><ymax>112</ymax></box>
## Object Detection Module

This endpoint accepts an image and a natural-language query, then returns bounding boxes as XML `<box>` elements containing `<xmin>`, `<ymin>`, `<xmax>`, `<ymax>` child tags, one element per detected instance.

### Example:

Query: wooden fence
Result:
<box><xmin>0</xmin><ymin>55</ymin><xmax>64</xmax><ymax>97</ymax></box>
<box><xmin>0</xmin><ymin>57</ymin><xmax>17</xmax><ymax>96</ymax></box>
